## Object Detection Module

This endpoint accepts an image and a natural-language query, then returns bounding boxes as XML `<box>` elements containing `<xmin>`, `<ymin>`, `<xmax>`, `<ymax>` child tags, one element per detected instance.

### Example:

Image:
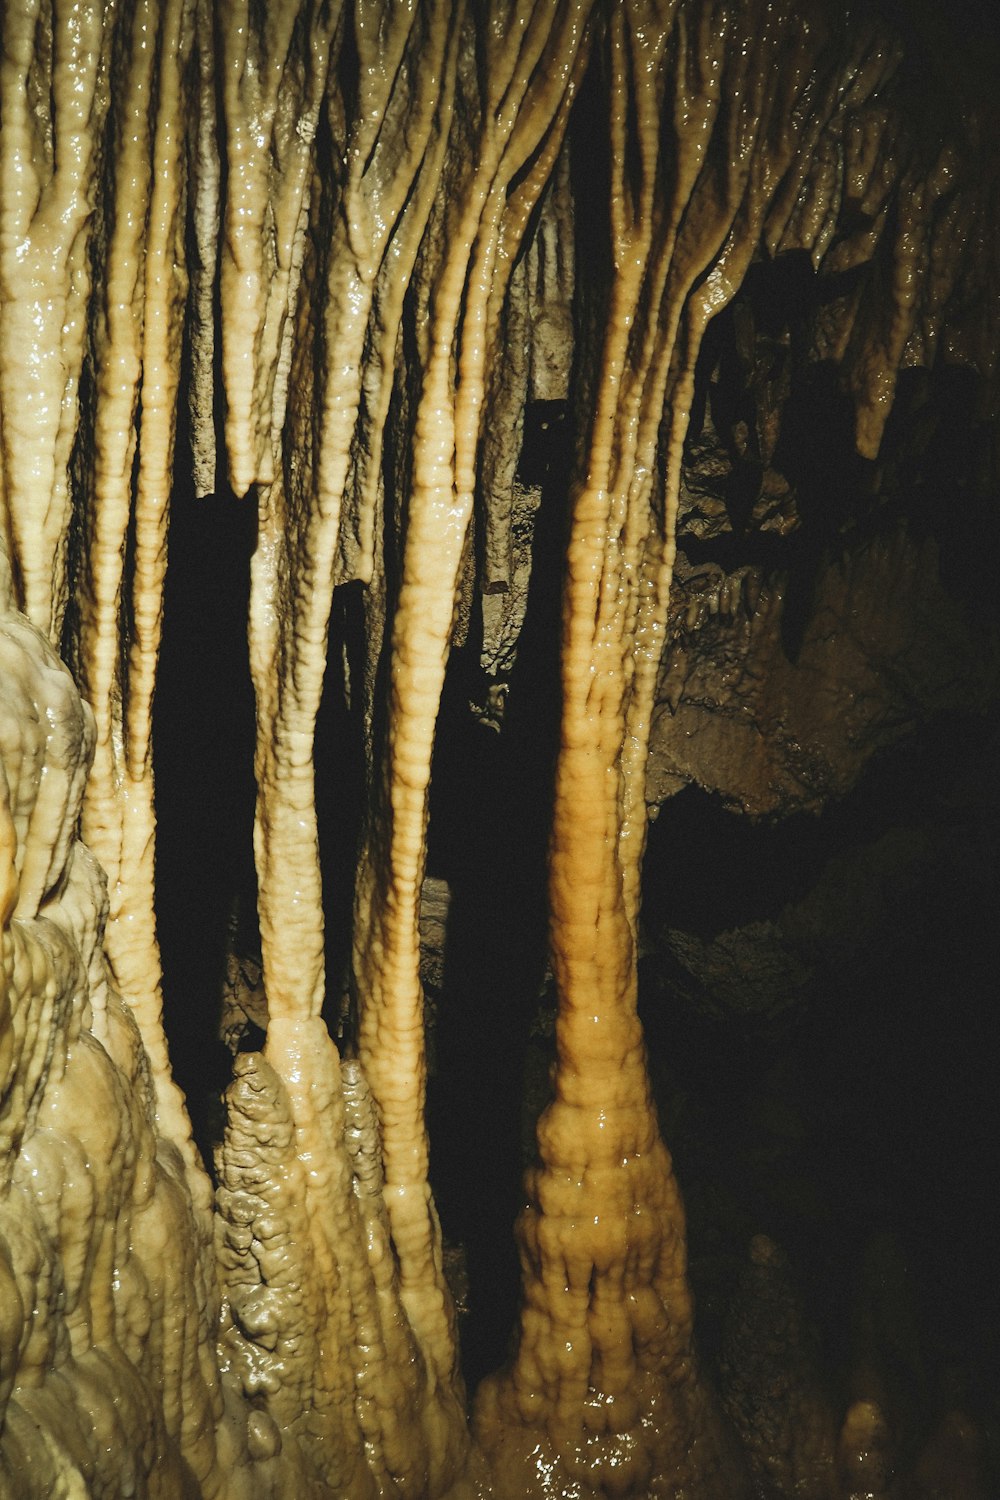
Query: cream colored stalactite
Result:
<box><xmin>0</xmin><ymin>0</ymin><xmax>206</xmax><ymax>1189</ymax></box>
<box><xmin>338</xmin><ymin>1</ymin><xmax>465</xmax><ymax>588</ymax></box>
<box><xmin>317</xmin><ymin>0</ymin><xmax>461</xmax><ymax>593</ymax></box>
<box><xmin>594</xmin><ymin>0</ymin><xmax>712</xmax><ymax>939</ymax></box>
<box><xmin>254</xmin><ymin>0</ymin><xmax>458</xmax><ymax>1002</ymax></box>
<box><xmin>121</xmin><ymin>0</ymin><xmax>191</xmax><ymax>787</ymax></box>
<box><xmin>58</xmin><ymin>0</ymin><xmax>209</xmax><ymax>1207</ymax></box>
<box><xmin>237</xmin><ymin>6</ymin><xmax>477</xmax><ymax>1491</ymax></box>
<box><xmin>119</xmin><ymin>0</ymin><xmax>207</xmax><ymax>1187</ymax></box>
<box><xmin>536</xmin><ymin>0</ymin><xmax>729</xmax><ymax>958</ymax></box>
<box><xmin>447</xmin><ymin>22</ymin><xmax>586</xmax><ymax>622</ymax></box>
<box><xmin>621</xmin><ymin>0</ymin><xmax>903</xmax><ymax>1167</ymax></box>
<box><xmin>219</xmin><ymin>0</ymin><xmax>338</xmax><ymax>496</ymax></box>
<box><xmin>339</xmin><ymin>2</ymin><xmax>466</xmax><ymax>721</ymax></box>
<box><xmin>245</xmin><ymin>1</ymin><xmax>452</xmax><ymax>1028</ymax></box>
<box><xmin>72</xmin><ymin>0</ymin><xmax>157</xmax><ymax>920</ymax></box>
<box><xmin>465</xmin><ymin>0</ymin><xmax>591</xmax><ymax>434</ymax></box>
<box><xmin>470</xmin><ymin>23</ymin><xmax>588</xmax><ymax>579</ymax></box>
<box><xmin>0</xmin><ymin>0</ymin><xmax>115</xmax><ymax>642</ymax></box>
<box><xmin>615</xmin><ymin>0</ymin><xmax>854</xmax><ymax>932</ymax></box>
<box><xmin>189</xmin><ymin>0</ymin><xmax>221</xmax><ymax>496</ymax></box>
<box><xmin>622</xmin><ymin>6</ymin><xmax>902</xmax><ymax>936</ymax></box>
<box><xmin>354</xmin><ymin>0</ymin><xmax>593</xmax><ymax>1391</ymax></box>
<box><xmin>254</xmin><ymin>1</ymin><xmax>339</xmax><ymax>480</ymax></box>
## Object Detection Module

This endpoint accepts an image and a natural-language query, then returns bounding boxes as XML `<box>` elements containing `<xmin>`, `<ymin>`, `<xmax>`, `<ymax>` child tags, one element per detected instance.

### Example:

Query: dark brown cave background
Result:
<box><xmin>151</xmin><ymin>0</ymin><xmax>999</xmax><ymax>1482</ymax></box>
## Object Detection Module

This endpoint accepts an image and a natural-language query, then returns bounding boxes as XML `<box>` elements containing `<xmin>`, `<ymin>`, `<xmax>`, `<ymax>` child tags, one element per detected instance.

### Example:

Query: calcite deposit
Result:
<box><xmin>1</xmin><ymin>1</ymin><xmax>996</xmax><ymax>1496</ymax></box>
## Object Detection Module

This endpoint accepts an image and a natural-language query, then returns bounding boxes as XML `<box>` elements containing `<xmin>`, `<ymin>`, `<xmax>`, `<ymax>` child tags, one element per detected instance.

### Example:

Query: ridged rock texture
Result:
<box><xmin>0</xmin><ymin>1</ymin><xmax>996</xmax><ymax>1497</ymax></box>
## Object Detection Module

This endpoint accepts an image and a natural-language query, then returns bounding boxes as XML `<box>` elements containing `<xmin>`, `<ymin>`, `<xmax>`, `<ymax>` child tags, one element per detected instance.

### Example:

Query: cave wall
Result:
<box><xmin>1</xmin><ymin>1</ymin><xmax>997</xmax><ymax>1497</ymax></box>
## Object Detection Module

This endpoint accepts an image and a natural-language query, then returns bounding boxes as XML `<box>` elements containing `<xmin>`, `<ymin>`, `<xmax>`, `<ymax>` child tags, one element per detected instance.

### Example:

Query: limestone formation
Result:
<box><xmin>0</xmin><ymin>2</ymin><xmax>995</xmax><ymax>1496</ymax></box>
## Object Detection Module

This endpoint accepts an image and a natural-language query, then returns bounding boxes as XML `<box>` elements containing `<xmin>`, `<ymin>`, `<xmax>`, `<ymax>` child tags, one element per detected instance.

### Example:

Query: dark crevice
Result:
<box><xmin>154</xmin><ymin>466</ymin><xmax>257</xmax><ymax>1170</ymax></box>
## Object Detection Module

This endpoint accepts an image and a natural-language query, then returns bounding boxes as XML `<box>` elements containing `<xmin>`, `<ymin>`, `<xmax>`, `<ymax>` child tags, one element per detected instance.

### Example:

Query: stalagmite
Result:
<box><xmin>0</xmin><ymin>0</ymin><xmax>996</xmax><ymax>1496</ymax></box>
<box><xmin>351</xmin><ymin>0</ymin><xmax>592</xmax><ymax>1405</ymax></box>
<box><xmin>474</xmin><ymin>6</ymin><xmax>907</xmax><ymax>1493</ymax></box>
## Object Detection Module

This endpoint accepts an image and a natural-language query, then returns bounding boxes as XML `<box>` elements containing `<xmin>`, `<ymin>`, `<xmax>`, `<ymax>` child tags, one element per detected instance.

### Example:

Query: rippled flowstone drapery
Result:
<box><xmin>1</xmin><ymin>0</ymin><xmax>997</xmax><ymax>1497</ymax></box>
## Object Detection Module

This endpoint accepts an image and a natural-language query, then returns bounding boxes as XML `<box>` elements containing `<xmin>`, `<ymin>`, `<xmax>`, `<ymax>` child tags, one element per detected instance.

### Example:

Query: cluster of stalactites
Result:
<box><xmin>470</xmin><ymin>3</ymin><xmax>996</xmax><ymax>1497</ymax></box>
<box><xmin>0</xmin><ymin>1</ymin><xmax>997</xmax><ymax>1499</ymax></box>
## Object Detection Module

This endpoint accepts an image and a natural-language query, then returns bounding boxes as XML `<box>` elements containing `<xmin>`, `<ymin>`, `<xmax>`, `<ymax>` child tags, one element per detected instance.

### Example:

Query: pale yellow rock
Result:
<box><xmin>0</xmin><ymin>3</ymin><xmax>995</xmax><ymax>1498</ymax></box>
<box><xmin>0</xmin><ymin>0</ymin><xmax>116</xmax><ymax>642</ymax></box>
<box><xmin>0</xmin><ymin>596</ymin><xmax>230</xmax><ymax>1496</ymax></box>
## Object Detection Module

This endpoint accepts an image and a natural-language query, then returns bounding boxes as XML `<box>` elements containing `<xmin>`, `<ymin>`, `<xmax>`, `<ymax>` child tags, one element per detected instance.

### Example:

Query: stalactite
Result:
<box><xmin>67</xmin><ymin>0</ymin><xmax>206</xmax><ymax>1194</ymax></box>
<box><xmin>0</xmin><ymin>1</ymin><xmax>996</xmax><ymax>1496</ymax></box>
<box><xmin>350</xmin><ymin>0</ymin><xmax>593</xmax><ymax>1410</ymax></box>
<box><xmin>0</xmin><ymin>0</ymin><xmax>116</xmax><ymax>642</ymax></box>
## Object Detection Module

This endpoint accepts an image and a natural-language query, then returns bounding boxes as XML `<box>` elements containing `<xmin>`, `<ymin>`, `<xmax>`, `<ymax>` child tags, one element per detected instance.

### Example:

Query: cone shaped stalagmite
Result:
<box><xmin>474</xmin><ymin>5</ymin><xmax>901</xmax><ymax>1493</ymax></box>
<box><xmin>0</xmin><ymin>0</ymin><xmax>996</xmax><ymax>1497</ymax></box>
